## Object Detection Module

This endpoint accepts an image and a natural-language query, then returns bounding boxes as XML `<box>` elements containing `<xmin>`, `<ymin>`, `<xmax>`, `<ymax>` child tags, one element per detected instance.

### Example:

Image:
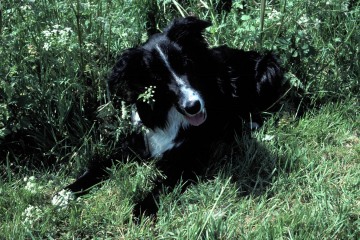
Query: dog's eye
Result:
<box><xmin>184</xmin><ymin>58</ymin><xmax>193</xmax><ymax>66</ymax></box>
<box><xmin>184</xmin><ymin>58</ymin><xmax>195</xmax><ymax>71</ymax></box>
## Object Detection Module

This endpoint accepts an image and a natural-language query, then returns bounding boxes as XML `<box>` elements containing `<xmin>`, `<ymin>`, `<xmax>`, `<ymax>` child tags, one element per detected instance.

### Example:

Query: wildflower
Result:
<box><xmin>42</xmin><ymin>30</ymin><xmax>52</xmax><ymax>38</ymax></box>
<box><xmin>121</xmin><ymin>101</ymin><xmax>129</xmax><ymax>120</ymax></box>
<box><xmin>262</xmin><ymin>134</ymin><xmax>275</xmax><ymax>141</ymax></box>
<box><xmin>314</xmin><ymin>18</ymin><xmax>321</xmax><ymax>29</ymax></box>
<box><xmin>22</xmin><ymin>205</ymin><xmax>42</xmax><ymax>226</ymax></box>
<box><xmin>138</xmin><ymin>86</ymin><xmax>156</xmax><ymax>104</ymax></box>
<box><xmin>52</xmin><ymin>189</ymin><xmax>74</xmax><ymax>208</ymax></box>
<box><xmin>24</xmin><ymin>176</ymin><xmax>36</xmax><ymax>193</ymax></box>
<box><xmin>20</xmin><ymin>5</ymin><xmax>31</xmax><ymax>11</ymax></box>
<box><xmin>43</xmin><ymin>42</ymin><xmax>50</xmax><ymax>51</ymax></box>
<box><xmin>27</xmin><ymin>44</ymin><xmax>38</xmax><ymax>56</ymax></box>
<box><xmin>268</xmin><ymin>9</ymin><xmax>281</xmax><ymax>21</ymax></box>
<box><xmin>63</xmin><ymin>27</ymin><xmax>72</xmax><ymax>33</ymax></box>
<box><xmin>297</xmin><ymin>14</ymin><xmax>309</xmax><ymax>26</ymax></box>
<box><xmin>24</xmin><ymin>176</ymin><xmax>43</xmax><ymax>194</ymax></box>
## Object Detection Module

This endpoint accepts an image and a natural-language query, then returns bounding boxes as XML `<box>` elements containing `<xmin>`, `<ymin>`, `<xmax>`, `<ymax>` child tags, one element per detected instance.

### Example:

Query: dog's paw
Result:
<box><xmin>51</xmin><ymin>189</ymin><xmax>74</xmax><ymax>208</ymax></box>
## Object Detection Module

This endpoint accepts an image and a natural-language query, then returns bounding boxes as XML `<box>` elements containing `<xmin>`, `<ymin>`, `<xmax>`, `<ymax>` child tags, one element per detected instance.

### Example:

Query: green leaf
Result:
<box><xmin>241</xmin><ymin>15</ymin><xmax>251</xmax><ymax>21</ymax></box>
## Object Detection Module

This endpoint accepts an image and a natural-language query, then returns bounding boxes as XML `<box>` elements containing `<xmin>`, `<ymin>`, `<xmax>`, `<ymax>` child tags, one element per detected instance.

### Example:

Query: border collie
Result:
<box><xmin>57</xmin><ymin>17</ymin><xmax>283</xmax><ymax>216</ymax></box>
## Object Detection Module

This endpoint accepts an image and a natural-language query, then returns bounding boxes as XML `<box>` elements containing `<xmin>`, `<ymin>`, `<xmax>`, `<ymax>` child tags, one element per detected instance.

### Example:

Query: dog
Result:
<box><xmin>58</xmin><ymin>17</ymin><xmax>283</xmax><ymax>216</ymax></box>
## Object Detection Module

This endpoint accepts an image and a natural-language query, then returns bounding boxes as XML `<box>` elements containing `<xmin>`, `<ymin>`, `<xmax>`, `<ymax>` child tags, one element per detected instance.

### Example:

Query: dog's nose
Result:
<box><xmin>184</xmin><ymin>100</ymin><xmax>202</xmax><ymax>115</ymax></box>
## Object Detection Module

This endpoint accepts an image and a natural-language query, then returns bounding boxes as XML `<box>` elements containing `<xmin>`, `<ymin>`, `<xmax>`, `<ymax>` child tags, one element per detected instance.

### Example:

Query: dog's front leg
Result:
<box><xmin>65</xmin><ymin>161</ymin><xmax>109</xmax><ymax>197</ymax></box>
<box><xmin>51</xmin><ymin>154</ymin><xmax>116</xmax><ymax>207</ymax></box>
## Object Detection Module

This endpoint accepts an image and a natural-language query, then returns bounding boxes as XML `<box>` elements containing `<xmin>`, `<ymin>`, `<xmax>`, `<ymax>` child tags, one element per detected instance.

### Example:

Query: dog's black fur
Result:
<box><xmin>64</xmin><ymin>17</ymin><xmax>283</xmax><ymax>216</ymax></box>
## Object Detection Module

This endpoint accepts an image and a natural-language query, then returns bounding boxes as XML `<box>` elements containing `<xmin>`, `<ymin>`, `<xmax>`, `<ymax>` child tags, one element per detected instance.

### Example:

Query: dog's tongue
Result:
<box><xmin>186</xmin><ymin>111</ymin><xmax>206</xmax><ymax>126</ymax></box>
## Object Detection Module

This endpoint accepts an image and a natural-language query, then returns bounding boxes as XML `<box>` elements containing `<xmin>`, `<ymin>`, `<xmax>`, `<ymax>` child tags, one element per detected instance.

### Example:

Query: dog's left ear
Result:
<box><xmin>164</xmin><ymin>16</ymin><xmax>211</xmax><ymax>47</ymax></box>
<box><xmin>255</xmin><ymin>53</ymin><xmax>284</xmax><ymax>111</ymax></box>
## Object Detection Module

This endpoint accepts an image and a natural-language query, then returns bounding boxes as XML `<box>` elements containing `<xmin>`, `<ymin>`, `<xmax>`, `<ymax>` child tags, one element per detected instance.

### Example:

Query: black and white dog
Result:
<box><xmin>60</xmin><ymin>17</ymin><xmax>283</xmax><ymax>216</ymax></box>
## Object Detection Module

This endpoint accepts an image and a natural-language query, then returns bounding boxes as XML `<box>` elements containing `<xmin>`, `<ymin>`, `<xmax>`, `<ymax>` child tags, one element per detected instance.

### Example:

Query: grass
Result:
<box><xmin>0</xmin><ymin>0</ymin><xmax>359</xmax><ymax>239</ymax></box>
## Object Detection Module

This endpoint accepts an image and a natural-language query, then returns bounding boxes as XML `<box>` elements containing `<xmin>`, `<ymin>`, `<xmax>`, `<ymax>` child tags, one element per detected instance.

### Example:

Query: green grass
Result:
<box><xmin>0</xmin><ymin>0</ymin><xmax>359</xmax><ymax>239</ymax></box>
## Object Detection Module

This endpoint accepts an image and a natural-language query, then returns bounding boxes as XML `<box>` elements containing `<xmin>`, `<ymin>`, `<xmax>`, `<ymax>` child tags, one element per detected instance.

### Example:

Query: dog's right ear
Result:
<box><xmin>164</xmin><ymin>16</ymin><xmax>211</xmax><ymax>47</ymax></box>
<box><xmin>107</xmin><ymin>48</ymin><xmax>147</xmax><ymax>104</ymax></box>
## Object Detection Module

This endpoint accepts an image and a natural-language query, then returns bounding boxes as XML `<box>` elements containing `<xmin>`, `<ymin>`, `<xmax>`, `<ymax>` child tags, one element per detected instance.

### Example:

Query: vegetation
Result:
<box><xmin>0</xmin><ymin>0</ymin><xmax>359</xmax><ymax>239</ymax></box>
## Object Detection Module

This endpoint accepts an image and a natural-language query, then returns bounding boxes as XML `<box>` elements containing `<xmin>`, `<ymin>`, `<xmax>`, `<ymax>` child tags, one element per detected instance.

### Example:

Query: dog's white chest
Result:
<box><xmin>143</xmin><ymin>107</ymin><xmax>189</xmax><ymax>158</ymax></box>
<box><xmin>145</xmin><ymin>128</ymin><xmax>177</xmax><ymax>158</ymax></box>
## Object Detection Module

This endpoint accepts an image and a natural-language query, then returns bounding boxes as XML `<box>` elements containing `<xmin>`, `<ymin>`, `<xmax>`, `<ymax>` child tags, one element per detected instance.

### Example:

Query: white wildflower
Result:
<box><xmin>42</xmin><ymin>30</ymin><xmax>52</xmax><ymax>38</ymax></box>
<box><xmin>52</xmin><ymin>189</ymin><xmax>74</xmax><ymax>208</ymax></box>
<box><xmin>22</xmin><ymin>205</ymin><xmax>42</xmax><ymax>226</ymax></box>
<box><xmin>268</xmin><ymin>9</ymin><xmax>281</xmax><ymax>21</ymax></box>
<box><xmin>20</xmin><ymin>5</ymin><xmax>31</xmax><ymax>11</ymax></box>
<box><xmin>43</xmin><ymin>42</ymin><xmax>50</xmax><ymax>51</ymax></box>
<box><xmin>314</xmin><ymin>18</ymin><xmax>321</xmax><ymax>29</ymax></box>
<box><xmin>121</xmin><ymin>101</ymin><xmax>129</xmax><ymax>120</ymax></box>
<box><xmin>24</xmin><ymin>176</ymin><xmax>42</xmax><ymax>194</ymax></box>
<box><xmin>63</xmin><ymin>27</ymin><xmax>72</xmax><ymax>33</ymax></box>
<box><xmin>262</xmin><ymin>134</ymin><xmax>275</xmax><ymax>142</ymax></box>
<box><xmin>297</xmin><ymin>14</ymin><xmax>309</xmax><ymax>26</ymax></box>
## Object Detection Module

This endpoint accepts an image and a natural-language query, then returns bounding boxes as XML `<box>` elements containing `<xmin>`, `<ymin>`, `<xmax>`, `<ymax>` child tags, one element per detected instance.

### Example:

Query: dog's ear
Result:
<box><xmin>164</xmin><ymin>16</ymin><xmax>211</xmax><ymax>47</ymax></box>
<box><xmin>107</xmin><ymin>48</ymin><xmax>148</xmax><ymax>104</ymax></box>
<box><xmin>255</xmin><ymin>53</ymin><xmax>284</xmax><ymax>110</ymax></box>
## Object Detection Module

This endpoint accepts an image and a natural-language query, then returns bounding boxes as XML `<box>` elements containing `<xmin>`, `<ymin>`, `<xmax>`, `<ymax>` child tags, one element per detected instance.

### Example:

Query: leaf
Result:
<box><xmin>241</xmin><ymin>15</ymin><xmax>251</xmax><ymax>21</ymax></box>
<box><xmin>292</xmin><ymin>50</ymin><xmax>298</xmax><ymax>57</ymax></box>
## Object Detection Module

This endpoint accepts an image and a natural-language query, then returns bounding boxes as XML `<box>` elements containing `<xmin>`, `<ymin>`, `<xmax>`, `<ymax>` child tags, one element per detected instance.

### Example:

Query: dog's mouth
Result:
<box><xmin>183</xmin><ymin>109</ymin><xmax>207</xmax><ymax>126</ymax></box>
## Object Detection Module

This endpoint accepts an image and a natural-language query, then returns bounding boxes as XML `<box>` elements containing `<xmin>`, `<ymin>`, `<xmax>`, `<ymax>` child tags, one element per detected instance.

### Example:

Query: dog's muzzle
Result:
<box><xmin>175</xmin><ymin>84</ymin><xmax>207</xmax><ymax>126</ymax></box>
<box><xmin>178</xmin><ymin>98</ymin><xmax>207</xmax><ymax>126</ymax></box>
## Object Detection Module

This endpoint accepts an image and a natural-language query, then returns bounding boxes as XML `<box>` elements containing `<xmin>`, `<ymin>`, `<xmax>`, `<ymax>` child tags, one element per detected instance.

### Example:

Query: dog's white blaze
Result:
<box><xmin>145</xmin><ymin>106</ymin><xmax>189</xmax><ymax>158</ymax></box>
<box><xmin>180</xmin><ymin>85</ymin><xmax>204</xmax><ymax>111</ymax></box>
<box><xmin>155</xmin><ymin>44</ymin><xmax>204</xmax><ymax>113</ymax></box>
<box><xmin>155</xmin><ymin>44</ymin><xmax>184</xmax><ymax>86</ymax></box>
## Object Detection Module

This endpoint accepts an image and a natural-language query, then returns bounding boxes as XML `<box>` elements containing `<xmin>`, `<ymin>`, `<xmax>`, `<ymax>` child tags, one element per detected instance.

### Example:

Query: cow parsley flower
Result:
<box><xmin>24</xmin><ymin>176</ymin><xmax>42</xmax><ymax>194</ymax></box>
<box><xmin>52</xmin><ymin>189</ymin><xmax>74</xmax><ymax>208</ymax></box>
<box><xmin>22</xmin><ymin>205</ymin><xmax>42</xmax><ymax>226</ymax></box>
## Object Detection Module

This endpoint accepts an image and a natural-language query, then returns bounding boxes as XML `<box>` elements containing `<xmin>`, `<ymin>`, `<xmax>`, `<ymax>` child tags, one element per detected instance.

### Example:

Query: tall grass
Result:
<box><xmin>0</xmin><ymin>0</ymin><xmax>359</xmax><ymax>239</ymax></box>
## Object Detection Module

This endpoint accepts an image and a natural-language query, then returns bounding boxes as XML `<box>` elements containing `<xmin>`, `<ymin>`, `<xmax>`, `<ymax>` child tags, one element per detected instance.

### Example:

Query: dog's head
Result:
<box><xmin>108</xmin><ymin>17</ymin><xmax>211</xmax><ymax>129</ymax></box>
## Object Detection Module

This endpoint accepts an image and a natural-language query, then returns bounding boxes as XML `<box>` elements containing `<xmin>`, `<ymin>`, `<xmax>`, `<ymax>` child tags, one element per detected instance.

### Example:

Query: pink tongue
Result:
<box><xmin>186</xmin><ymin>111</ymin><xmax>206</xmax><ymax>126</ymax></box>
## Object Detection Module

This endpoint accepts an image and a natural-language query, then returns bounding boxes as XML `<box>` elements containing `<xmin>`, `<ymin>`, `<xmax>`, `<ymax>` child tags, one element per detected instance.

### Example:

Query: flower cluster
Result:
<box><xmin>297</xmin><ymin>14</ymin><xmax>321</xmax><ymax>29</ymax></box>
<box><xmin>326</xmin><ymin>0</ymin><xmax>350</xmax><ymax>11</ymax></box>
<box><xmin>41</xmin><ymin>25</ymin><xmax>74</xmax><ymax>51</ymax></box>
<box><xmin>138</xmin><ymin>86</ymin><xmax>156</xmax><ymax>104</ymax></box>
<box><xmin>22</xmin><ymin>205</ymin><xmax>43</xmax><ymax>227</ymax></box>
<box><xmin>51</xmin><ymin>189</ymin><xmax>74</xmax><ymax>208</ymax></box>
<box><xmin>267</xmin><ymin>9</ymin><xmax>282</xmax><ymax>21</ymax></box>
<box><xmin>24</xmin><ymin>176</ymin><xmax>43</xmax><ymax>194</ymax></box>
